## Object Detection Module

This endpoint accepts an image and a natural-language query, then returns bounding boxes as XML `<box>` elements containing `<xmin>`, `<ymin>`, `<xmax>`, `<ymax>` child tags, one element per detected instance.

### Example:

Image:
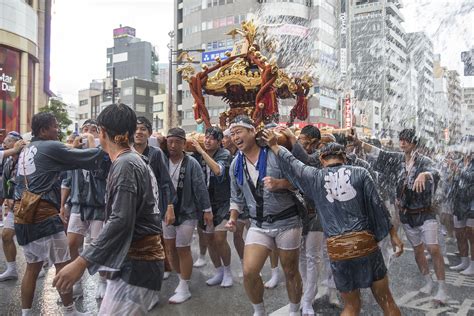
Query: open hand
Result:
<box><xmin>275</xmin><ymin>126</ymin><xmax>297</xmax><ymax>145</ymax></box>
<box><xmin>191</xmin><ymin>138</ymin><xmax>204</xmax><ymax>154</ymax></box>
<box><xmin>413</xmin><ymin>172</ymin><xmax>430</xmax><ymax>193</ymax></box>
<box><xmin>13</xmin><ymin>140</ymin><xmax>26</xmax><ymax>153</ymax></box>
<box><xmin>261</xmin><ymin>130</ymin><xmax>279</xmax><ymax>151</ymax></box>
<box><xmin>53</xmin><ymin>257</ymin><xmax>87</xmax><ymax>294</ymax></box>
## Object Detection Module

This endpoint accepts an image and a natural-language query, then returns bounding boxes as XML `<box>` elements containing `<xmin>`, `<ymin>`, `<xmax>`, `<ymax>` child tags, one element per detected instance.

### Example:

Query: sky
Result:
<box><xmin>50</xmin><ymin>0</ymin><xmax>474</xmax><ymax>105</ymax></box>
<box><xmin>50</xmin><ymin>0</ymin><xmax>174</xmax><ymax>104</ymax></box>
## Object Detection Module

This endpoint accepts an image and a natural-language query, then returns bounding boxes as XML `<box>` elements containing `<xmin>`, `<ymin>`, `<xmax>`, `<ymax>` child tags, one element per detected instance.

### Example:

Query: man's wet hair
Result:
<box><xmin>320</xmin><ymin>142</ymin><xmax>346</xmax><ymax>160</ymax></box>
<box><xmin>82</xmin><ymin>119</ymin><xmax>98</xmax><ymax>127</ymax></box>
<box><xmin>399</xmin><ymin>128</ymin><xmax>418</xmax><ymax>144</ymax></box>
<box><xmin>300</xmin><ymin>125</ymin><xmax>321</xmax><ymax>140</ymax></box>
<box><xmin>31</xmin><ymin>112</ymin><xmax>56</xmax><ymax>137</ymax></box>
<box><xmin>205</xmin><ymin>126</ymin><xmax>224</xmax><ymax>141</ymax></box>
<box><xmin>136</xmin><ymin>116</ymin><xmax>153</xmax><ymax>134</ymax></box>
<box><xmin>97</xmin><ymin>103</ymin><xmax>136</xmax><ymax>145</ymax></box>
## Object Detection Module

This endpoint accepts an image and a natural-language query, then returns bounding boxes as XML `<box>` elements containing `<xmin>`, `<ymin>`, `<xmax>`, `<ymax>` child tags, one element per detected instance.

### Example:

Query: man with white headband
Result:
<box><xmin>222</xmin><ymin>127</ymin><xmax>249</xmax><ymax>278</ymax></box>
<box><xmin>225</xmin><ymin>115</ymin><xmax>302</xmax><ymax>316</ymax></box>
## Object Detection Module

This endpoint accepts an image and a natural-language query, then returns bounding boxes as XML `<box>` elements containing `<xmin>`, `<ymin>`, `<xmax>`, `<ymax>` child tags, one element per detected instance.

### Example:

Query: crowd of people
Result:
<box><xmin>0</xmin><ymin>103</ymin><xmax>472</xmax><ymax>316</ymax></box>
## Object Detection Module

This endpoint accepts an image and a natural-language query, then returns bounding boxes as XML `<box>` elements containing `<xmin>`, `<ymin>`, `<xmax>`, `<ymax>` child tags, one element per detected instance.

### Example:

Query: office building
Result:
<box><xmin>350</xmin><ymin>0</ymin><xmax>407</xmax><ymax>138</ymax></box>
<box><xmin>406</xmin><ymin>32</ymin><xmax>435</xmax><ymax>145</ymax></box>
<box><xmin>0</xmin><ymin>0</ymin><xmax>52</xmax><ymax>133</ymax></box>
<box><xmin>106</xmin><ymin>25</ymin><xmax>159</xmax><ymax>82</ymax></box>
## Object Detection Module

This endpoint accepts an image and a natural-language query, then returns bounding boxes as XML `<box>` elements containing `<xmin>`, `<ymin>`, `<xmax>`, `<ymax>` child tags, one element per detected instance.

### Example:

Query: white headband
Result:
<box><xmin>229</xmin><ymin>122</ymin><xmax>255</xmax><ymax>131</ymax></box>
<box><xmin>223</xmin><ymin>128</ymin><xmax>231</xmax><ymax>137</ymax></box>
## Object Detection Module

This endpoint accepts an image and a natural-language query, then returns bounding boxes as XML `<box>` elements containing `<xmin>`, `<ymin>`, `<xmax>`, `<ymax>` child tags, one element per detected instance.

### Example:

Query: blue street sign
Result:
<box><xmin>202</xmin><ymin>49</ymin><xmax>229</xmax><ymax>63</ymax></box>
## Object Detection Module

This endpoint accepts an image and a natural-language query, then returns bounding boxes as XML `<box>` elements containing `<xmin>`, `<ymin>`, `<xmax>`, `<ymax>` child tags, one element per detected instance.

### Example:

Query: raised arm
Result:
<box><xmin>262</xmin><ymin>130</ymin><xmax>320</xmax><ymax>197</ymax></box>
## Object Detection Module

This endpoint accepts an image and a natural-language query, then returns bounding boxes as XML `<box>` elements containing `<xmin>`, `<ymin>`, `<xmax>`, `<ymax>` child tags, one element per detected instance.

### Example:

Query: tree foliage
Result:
<box><xmin>39</xmin><ymin>98</ymin><xmax>72</xmax><ymax>131</ymax></box>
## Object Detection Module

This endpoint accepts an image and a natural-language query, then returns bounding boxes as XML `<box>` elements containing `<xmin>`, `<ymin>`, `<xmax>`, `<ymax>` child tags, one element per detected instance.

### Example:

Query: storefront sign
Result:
<box><xmin>344</xmin><ymin>95</ymin><xmax>352</xmax><ymax>128</ymax></box>
<box><xmin>0</xmin><ymin>46</ymin><xmax>20</xmax><ymax>130</ymax></box>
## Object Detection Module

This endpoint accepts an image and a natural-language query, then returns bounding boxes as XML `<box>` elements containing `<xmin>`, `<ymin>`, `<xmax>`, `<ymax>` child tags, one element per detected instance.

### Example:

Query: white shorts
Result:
<box><xmin>403</xmin><ymin>219</ymin><xmax>439</xmax><ymax>247</ymax></box>
<box><xmin>453</xmin><ymin>216</ymin><xmax>474</xmax><ymax>229</ymax></box>
<box><xmin>67</xmin><ymin>213</ymin><xmax>104</xmax><ymax>239</ymax></box>
<box><xmin>162</xmin><ymin>219</ymin><xmax>197</xmax><ymax>247</ymax></box>
<box><xmin>3</xmin><ymin>211</ymin><xmax>14</xmax><ymax>230</ymax></box>
<box><xmin>22</xmin><ymin>232</ymin><xmax>70</xmax><ymax>266</ymax></box>
<box><xmin>203</xmin><ymin>219</ymin><xmax>228</xmax><ymax>234</ymax></box>
<box><xmin>99</xmin><ymin>278</ymin><xmax>159</xmax><ymax>315</ymax></box>
<box><xmin>245</xmin><ymin>226</ymin><xmax>302</xmax><ymax>251</ymax></box>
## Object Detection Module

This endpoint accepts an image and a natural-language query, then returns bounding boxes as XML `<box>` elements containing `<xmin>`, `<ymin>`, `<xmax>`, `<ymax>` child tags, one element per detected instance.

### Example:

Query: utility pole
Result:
<box><xmin>167</xmin><ymin>31</ymin><xmax>174</xmax><ymax>131</ymax></box>
<box><xmin>112</xmin><ymin>67</ymin><xmax>116</xmax><ymax>104</ymax></box>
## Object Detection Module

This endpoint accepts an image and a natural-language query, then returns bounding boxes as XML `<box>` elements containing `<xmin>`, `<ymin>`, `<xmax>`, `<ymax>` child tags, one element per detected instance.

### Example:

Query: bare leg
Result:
<box><xmin>269</xmin><ymin>250</ymin><xmax>279</xmax><ymax>269</ymax></box>
<box><xmin>177</xmin><ymin>246</ymin><xmax>193</xmax><ymax>280</ymax></box>
<box><xmin>426</xmin><ymin>244</ymin><xmax>445</xmax><ymax>281</ymax></box>
<box><xmin>468</xmin><ymin>226</ymin><xmax>474</xmax><ymax>261</ymax></box>
<box><xmin>205</xmin><ymin>232</ymin><xmax>222</xmax><ymax>268</ymax></box>
<box><xmin>197</xmin><ymin>227</ymin><xmax>208</xmax><ymax>257</ymax></box>
<box><xmin>21</xmin><ymin>262</ymin><xmax>43</xmax><ymax>308</ymax></box>
<box><xmin>340</xmin><ymin>289</ymin><xmax>361</xmax><ymax>316</ymax></box>
<box><xmin>370</xmin><ymin>275</ymin><xmax>401</xmax><ymax>316</ymax></box>
<box><xmin>454</xmin><ymin>227</ymin><xmax>469</xmax><ymax>257</ymax></box>
<box><xmin>243</xmin><ymin>244</ymin><xmax>270</xmax><ymax>304</ymax></box>
<box><xmin>55</xmin><ymin>261</ymin><xmax>74</xmax><ymax>307</ymax></box>
<box><xmin>233</xmin><ymin>221</ymin><xmax>247</xmax><ymax>260</ymax></box>
<box><xmin>2</xmin><ymin>228</ymin><xmax>16</xmax><ymax>262</ymax></box>
<box><xmin>441</xmin><ymin>213</ymin><xmax>454</xmax><ymax>238</ymax></box>
<box><xmin>164</xmin><ymin>238</ymin><xmax>180</xmax><ymax>274</ymax></box>
<box><xmin>279</xmin><ymin>248</ymin><xmax>303</xmax><ymax>304</ymax></box>
<box><xmin>214</xmin><ymin>231</ymin><xmax>231</xmax><ymax>267</ymax></box>
<box><xmin>161</xmin><ymin>234</ymin><xmax>172</xmax><ymax>272</ymax></box>
<box><xmin>67</xmin><ymin>232</ymin><xmax>85</xmax><ymax>261</ymax></box>
<box><xmin>413</xmin><ymin>244</ymin><xmax>430</xmax><ymax>275</ymax></box>
<box><xmin>265</xmin><ymin>249</ymin><xmax>280</xmax><ymax>288</ymax></box>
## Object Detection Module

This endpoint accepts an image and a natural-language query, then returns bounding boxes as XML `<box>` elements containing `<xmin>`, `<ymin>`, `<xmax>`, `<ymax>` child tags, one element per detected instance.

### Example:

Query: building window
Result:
<box><xmin>135</xmin><ymin>104</ymin><xmax>147</xmax><ymax>112</ymax></box>
<box><xmin>185</xmin><ymin>110</ymin><xmax>194</xmax><ymax>119</ymax></box>
<box><xmin>79</xmin><ymin>99</ymin><xmax>88</xmax><ymax>106</ymax></box>
<box><xmin>149</xmin><ymin>89</ymin><xmax>157</xmax><ymax>96</ymax></box>
<box><xmin>153</xmin><ymin>102</ymin><xmax>164</xmax><ymax>112</ymax></box>
<box><xmin>374</xmin><ymin>107</ymin><xmax>380</xmax><ymax>115</ymax></box>
<box><xmin>156</xmin><ymin>118</ymin><xmax>164</xmax><ymax>129</ymax></box>
<box><xmin>122</xmin><ymin>87</ymin><xmax>133</xmax><ymax>96</ymax></box>
<box><xmin>136</xmin><ymin>87</ymin><xmax>147</xmax><ymax>96</ymax></box>
<box><xmin>219</xmin><ymin>17</ymin><xmax>227</xmax><ymax>27</ymax></box>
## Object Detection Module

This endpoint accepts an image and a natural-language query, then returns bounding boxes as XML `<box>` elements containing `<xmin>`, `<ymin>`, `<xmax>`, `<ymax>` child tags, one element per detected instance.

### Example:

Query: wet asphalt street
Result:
<box><xmin>1</xmin><ymin>227</ymin><xmax>474</xmax><ymax>316</ymax></box>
